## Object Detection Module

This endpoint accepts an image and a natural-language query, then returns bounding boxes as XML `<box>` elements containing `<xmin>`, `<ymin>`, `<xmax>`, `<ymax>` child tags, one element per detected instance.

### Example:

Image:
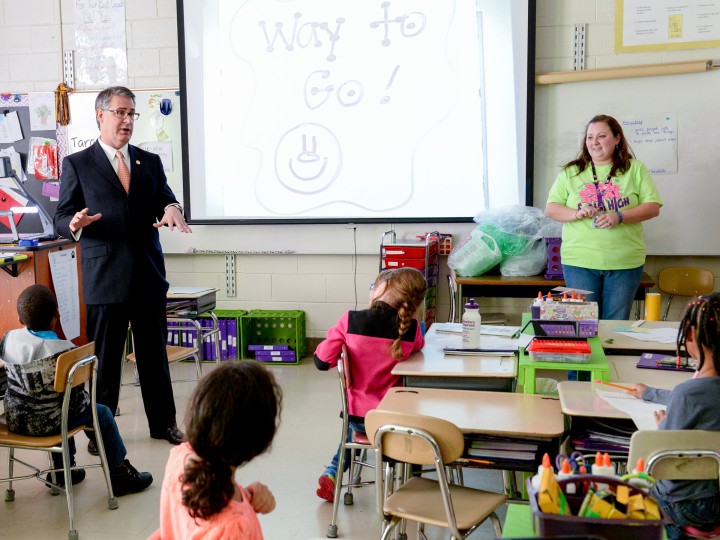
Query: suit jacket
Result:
<box><xmin>54</xmin><ymin>141</ymin><xmax>178</xmax><ymax>304</ymax></box>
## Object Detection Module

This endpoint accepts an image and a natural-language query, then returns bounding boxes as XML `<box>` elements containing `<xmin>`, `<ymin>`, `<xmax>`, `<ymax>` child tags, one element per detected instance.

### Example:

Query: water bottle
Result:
<box><xmin>462</xmin><ymin>298</ymin><xmax>482</xmax><ymax>348</ymax></box>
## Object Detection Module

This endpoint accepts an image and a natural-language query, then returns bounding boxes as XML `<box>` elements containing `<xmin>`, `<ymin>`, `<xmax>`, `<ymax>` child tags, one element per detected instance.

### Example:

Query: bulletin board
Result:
<box><xmin>0</xmin><ymin>94</ymin><xmax>59</xmax><ymax>236</ymax></box>
<box><xmin>63</xmin><ymin>89</ymin><xmax>184</xmax><ymax>198</ymax></box>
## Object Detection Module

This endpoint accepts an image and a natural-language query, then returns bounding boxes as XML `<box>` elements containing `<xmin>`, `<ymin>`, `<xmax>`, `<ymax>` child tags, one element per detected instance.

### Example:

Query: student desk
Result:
<box><xmin>599</xmin><ymin>319</ymin><xmax>679</xmax><ymax>355</ymax></box>
<box><xmin>608</xmin><ymin>355</ymin><xmax>693</xmax><ymax>387</ymax></box>
<box><xmin>453</xmin><ymin>271</ymin><xmax>655</xmax><ymax>321</ymax></box>
<box><xmin>392</xmin><ymin>326</ymin><xmax>517</xmax><ymax>391</ymax></box>
<box><xmin>376</xmin><ymin>387</ymin><xmax>565</xmax><ymax>499</ymax></box>
<box><xmin>558</xmin><ymin>365</ymin><xmax>691</xmax><ymax>443</ymax></box>
<box><xmin>377</xmin><ymin>387</ymin><xmax>564</xmax><ymax>440</ymax></box>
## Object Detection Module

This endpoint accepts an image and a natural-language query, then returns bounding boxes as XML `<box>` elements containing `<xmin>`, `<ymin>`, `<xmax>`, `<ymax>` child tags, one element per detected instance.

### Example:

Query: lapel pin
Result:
<box><xmin>136</xmin><ymin>160</ymin><xmax>141</xmax><ymax>165</ymax></box>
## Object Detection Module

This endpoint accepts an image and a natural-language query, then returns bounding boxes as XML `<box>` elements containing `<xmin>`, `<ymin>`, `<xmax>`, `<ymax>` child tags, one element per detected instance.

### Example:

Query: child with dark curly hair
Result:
<box><xmin>151</xmin><ymin>361</ymin><xmax>282</xmax><ymax>539</ymax></box>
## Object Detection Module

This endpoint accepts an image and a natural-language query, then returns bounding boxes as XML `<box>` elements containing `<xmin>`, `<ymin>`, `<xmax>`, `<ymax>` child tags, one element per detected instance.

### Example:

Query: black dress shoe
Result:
<box><xmin>87</xmin><ymin>439</ymin><xmax>99</xmax><ymax>456</ymax></box>
<box><xmin>150</xmin><ymin>425</ymin><xmax>185</xmax><ymax>445</ymax></box>
<box><xmin>110</xmin><ymin>459</ymin><xmax>153</xmax><ymax>496</ymax></box>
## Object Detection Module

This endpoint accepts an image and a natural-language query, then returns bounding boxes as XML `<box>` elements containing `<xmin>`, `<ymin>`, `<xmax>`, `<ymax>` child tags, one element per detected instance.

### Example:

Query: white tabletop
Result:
<box><xmin>608</xmin><ymin>355</ymin><xmax>694</xmax><ymax>387</ymax></box>
<box><xmin>392</xmin><ymin>325</ymin><xmax>517</xmax><ymax>379</ymax></box>
<box><xmin>377</xmin><ymin>387</ymin><xmax>564</xmax><ymax>438</ymax></box>
<box><xmin>557</xmin><ymin>365</ymin><xmax>691</xmax><ymax>419</ymax></box>
<box><xmin>557</xmin><ymin>381</ymin><xmax>631</xmax><ymax>419</ymax></box>
<box><xmin>598</xmin><ymin>319</ymin><xmax>679</xmax><ymax>353</ymax></box>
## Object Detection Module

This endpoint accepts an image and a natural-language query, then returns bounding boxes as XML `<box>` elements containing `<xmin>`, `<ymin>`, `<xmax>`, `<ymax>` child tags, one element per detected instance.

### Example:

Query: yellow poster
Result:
<box><xmin>616</xmin><ymin>0</ymin><xmax>720</xmax><ymax>52</ymax></box>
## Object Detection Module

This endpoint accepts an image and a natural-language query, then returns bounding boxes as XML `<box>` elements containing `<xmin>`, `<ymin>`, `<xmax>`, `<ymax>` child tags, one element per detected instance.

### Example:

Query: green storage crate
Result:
<box><xmin>240</xmin><ymin>310</ymin><xmax>306</xmax><ymax>362</ymax></box>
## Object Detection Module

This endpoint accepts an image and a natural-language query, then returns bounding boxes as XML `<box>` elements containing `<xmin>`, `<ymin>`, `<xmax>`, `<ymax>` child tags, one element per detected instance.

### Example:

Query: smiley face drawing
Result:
<box><xmin>274</xmin><ymin>123</ymin><xmax>342</xmax><ymax>194</ymax></box>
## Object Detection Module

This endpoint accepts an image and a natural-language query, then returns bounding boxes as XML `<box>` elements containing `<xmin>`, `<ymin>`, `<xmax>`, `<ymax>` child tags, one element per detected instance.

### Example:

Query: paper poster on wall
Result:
<box><xmin>48</xmin><ymin>247</ymin><xmax>80</xmax><ymax>341</ymax></box>
<box><xmin>74</xmin><ymin>0</ymin><xmax>128</xmax><ymax>85</ymax></box>
<box><xmin>619</xmin><ymin>114</ymin><xmax>678</xmax><ymax>175</ymax></box>
<box><xmin>0</xmin><ymin>111</ymin><xmax>23</xmax><ymax>143</ymax></box>
<box><xmin>616</xmin><ymin>0</ymin><xmax>720</xmax><ymax>52</ymax></box>
<box><xmin>28</xmin><ymin>93</ymin><xmax>56</xmax><ymax>131</ymax></box>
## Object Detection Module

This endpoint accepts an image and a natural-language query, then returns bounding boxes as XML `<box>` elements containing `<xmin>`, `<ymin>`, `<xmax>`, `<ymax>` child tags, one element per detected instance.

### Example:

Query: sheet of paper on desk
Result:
<box><xmin>483</xmin><ymin>334</ymin><xmax>532</xmax><ymax>349</ymax></box>
<box><xmin>433</xmin><ymin>322</ymin><xmax>462</xmax><ymax>334</ymax></box>
<box><xmin>595</xmin><ymin>388</ymin><xmax>665</xmax><ymax>431</ymax></box>
<box><xmin>617</xmin><ymin>327</ymin><xmax>677</xmax><ymax>344</ymax></box>
<box><xmin>482</xmin><ymin>325</ymin><xmax>521</xmax><ymax>337</ymax></box>
<box><xmin>443</xmin><ymin>348</ymin><xmax>515</xmax><ymax>357</ymax></box>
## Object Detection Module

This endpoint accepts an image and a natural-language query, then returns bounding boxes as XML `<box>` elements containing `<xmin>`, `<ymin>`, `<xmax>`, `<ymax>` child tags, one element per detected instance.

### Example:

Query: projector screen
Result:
<box><xmin>177</xmin><ymin>0</ymin><xmax>534</xmax><ymax>224</ymax></box>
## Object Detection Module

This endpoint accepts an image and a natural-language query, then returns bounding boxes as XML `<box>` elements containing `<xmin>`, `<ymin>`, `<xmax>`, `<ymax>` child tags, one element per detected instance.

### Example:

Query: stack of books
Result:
<box><xmin>249</xmin><ymin>344</ymin><xmax>297</xmax><ymax>363</ymax></box>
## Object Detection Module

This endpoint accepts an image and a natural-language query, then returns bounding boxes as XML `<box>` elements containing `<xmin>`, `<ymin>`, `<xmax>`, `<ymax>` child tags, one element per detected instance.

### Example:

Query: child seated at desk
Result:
<box><xmin>314</xmin><ymin>267</ymin><xmax>426</xmax><ymax>502</ymax></box>
<box><xmin>1</xmin><ymin>285</ymin><xmax>152</xmax><ymax>496</ymax></box>
<box><xmin>628</xmin><ymin>293</ymin><xmax>720</xmax><ymax>540</ymax></box>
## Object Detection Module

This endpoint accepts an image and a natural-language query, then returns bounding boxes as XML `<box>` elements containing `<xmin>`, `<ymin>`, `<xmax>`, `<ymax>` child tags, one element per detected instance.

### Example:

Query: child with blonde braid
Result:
<box><xmin>314</xmin><ymin>267</ymin><xmax>427</xmax><ymax>501</ymax></box>
<box><xmin>627</xmin><ymin>293</ymin><xmax>720</xmax><ymax>540</ymax></box>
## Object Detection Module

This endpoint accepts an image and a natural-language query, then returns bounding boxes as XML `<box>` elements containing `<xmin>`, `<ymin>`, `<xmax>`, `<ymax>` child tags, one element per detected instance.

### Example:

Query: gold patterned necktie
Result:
<box><xmin>116</xmin><ymin>150</ymin><xmax>130</xmax><ymax>193</ymax></box>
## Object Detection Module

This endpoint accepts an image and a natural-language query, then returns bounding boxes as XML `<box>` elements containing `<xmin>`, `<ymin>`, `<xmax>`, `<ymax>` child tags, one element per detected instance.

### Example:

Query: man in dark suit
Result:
<box><xmin>54</xmin><ymin>86</ymin><xmax>191</xmax><ymax>445</ymax></box>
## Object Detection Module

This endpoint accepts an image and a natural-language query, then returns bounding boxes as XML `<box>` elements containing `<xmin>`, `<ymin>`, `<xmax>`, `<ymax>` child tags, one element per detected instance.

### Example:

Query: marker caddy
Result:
<box><xmin>527</xmin><ymin>474</ymin><xmax>667</xmax><ymax>540</ymax></box>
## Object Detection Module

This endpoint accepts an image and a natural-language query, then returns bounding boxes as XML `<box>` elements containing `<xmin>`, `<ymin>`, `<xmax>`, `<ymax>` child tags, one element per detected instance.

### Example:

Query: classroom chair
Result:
<box><xmin>0</xmin><ymin>343</ymin><xmax>118</xmax><ymax>540</ymax></box>
<box><xmin>657</xmin><ymin>267</ymin><xmax>715</xmax><ymax>320</ymax></box>
<box><xmin>326</xmin><ymin>344</ymin><xmax>374</xmax><ymax>539</ymax></box>
<box><xmin>365</xmin><ymin>409</ymin><xmax>507</xmax><ymax>540</ymax></box>
<box><xmin>628</xmin><ymin>429</ymin><xmax>720</xmax><ymax>538</ymax></box>
<box><xmin>124</xmin><ymin>324</ymin><xmax>202</xmax><ymax>383</ymax></box>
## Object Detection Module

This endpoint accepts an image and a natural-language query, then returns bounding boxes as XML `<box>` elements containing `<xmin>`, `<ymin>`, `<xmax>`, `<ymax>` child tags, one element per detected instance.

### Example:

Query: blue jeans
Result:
<box><xmin>52</xmin><ymin>404</ymin><xmax>126</xmax><ymax>471</ymax></box>
<box><xmin>654</xmin><ymin>493</ymin><xmax>720</xmax><ymax>540</ymax></box>
<box><xmin>324</xmin><ymin>420</ymin><xmax>365</xmax><ymax>479</ymax></box>
<box><xmin>562</xmin><ymin>264</ymin><xmax>644</xmax><ymax>320</ymax></box>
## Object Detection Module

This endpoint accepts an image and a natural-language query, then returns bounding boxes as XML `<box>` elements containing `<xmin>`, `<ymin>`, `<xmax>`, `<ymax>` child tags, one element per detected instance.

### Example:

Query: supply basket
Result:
<box><xmin>527</xmin><ymin>475</ymin><xmax>667</xmax><ymax>540</ymax></box>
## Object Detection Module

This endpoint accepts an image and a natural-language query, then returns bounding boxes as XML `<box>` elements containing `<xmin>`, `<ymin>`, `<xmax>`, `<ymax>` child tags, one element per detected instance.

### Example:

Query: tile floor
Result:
<box><xmin>0</xmin><ymin>358</ymin><xmax>510</xmax><ymax>539</ymax></box>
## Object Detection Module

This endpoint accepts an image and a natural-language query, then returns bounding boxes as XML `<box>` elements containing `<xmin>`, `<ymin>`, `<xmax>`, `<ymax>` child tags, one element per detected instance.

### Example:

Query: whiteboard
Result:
<box><xmin>64</xmin><ymin>89</ymin><xmax>184</xmax><ymax>198</ymax></box>
<box><xmin>534</xmin><ymin>68</ymin><xmax>720</xmax><ymax>256</ymax></box>
<box><xmin>178</xmin><ymin>0</ymin><xmax>532</xmax><ymax>223</ymax></box>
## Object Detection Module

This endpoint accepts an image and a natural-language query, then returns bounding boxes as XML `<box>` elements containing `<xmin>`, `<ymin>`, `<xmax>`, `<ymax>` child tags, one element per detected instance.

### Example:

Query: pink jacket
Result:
<box><xmin>314</xmin><ymin>302</ymin><xmax>424</xmax><ymax>418</ymax></box>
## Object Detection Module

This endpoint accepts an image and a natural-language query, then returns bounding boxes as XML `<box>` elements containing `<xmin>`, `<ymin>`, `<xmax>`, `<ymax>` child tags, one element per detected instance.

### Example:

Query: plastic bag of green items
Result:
<box><xmin>474</xmin><ymin>205</ymin><xmax>555</xmax><ymax>257</ymax></box>
<box><xmin>447</xmin><ymin>227</ymin><xmax>503</xmax><ymax>277</ymax></box>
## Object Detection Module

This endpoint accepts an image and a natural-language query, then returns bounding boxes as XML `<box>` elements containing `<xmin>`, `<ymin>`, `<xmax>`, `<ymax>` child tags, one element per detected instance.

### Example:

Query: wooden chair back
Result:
<box><xmin>658</xmin><ymin>267</ymin><xmax>714</xmax><ymax>298</ymax></box>
<box><xmin>365</xmin><ymin>409</ymin><xmax>465</xmax><ymax>466</ymax></box>
<box><xmin>54</xmin><ymin>342</ymin><xmax>96</xmax><ymax>393</ymax></box>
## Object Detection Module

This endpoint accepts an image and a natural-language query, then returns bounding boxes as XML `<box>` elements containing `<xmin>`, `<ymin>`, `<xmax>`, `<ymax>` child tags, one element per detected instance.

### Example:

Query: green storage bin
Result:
<box><xmin>240</xmin><ymin>310</ymin><xmax>306</xmax><ymax>362</ymax></box>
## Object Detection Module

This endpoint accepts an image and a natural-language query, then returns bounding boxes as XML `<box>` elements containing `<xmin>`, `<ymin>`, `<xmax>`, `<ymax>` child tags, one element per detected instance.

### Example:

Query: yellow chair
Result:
<box><xmin>366</xmin><ymin>409</ymin><xmax>507</xmax><ymax>540</ymax></box>
<box><xmin>657</xmin><ymin>267</ymin><xmax>714</xmax><ymax>320</ymax></box>
<box><xmin>326</xmin><ymin>344</ymin><xmax>374</xmax><ymax>538</ymax></box>
<box><xmin>0</xmin><ymin>343</ymin><xmax>118</xmax><ymax>540</ymax></box>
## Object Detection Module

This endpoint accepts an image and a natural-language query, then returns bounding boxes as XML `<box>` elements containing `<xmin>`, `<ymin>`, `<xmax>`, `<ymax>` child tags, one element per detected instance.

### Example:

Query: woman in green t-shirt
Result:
<box><xmin>545</xmin><ymin>114</ymin><xmax>662</xmax><ymax>320</ymax></box>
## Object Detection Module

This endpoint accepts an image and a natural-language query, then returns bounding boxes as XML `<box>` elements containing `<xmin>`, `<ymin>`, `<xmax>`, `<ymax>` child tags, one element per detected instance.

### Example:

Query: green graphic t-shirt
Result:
<box><xmin>547</xmin><ymin>159</ymin><xmax>663</xmax><ymax>270</ymax></box>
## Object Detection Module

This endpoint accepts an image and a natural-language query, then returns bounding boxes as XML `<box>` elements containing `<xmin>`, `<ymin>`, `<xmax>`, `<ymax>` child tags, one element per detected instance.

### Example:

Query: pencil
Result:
<box><xmin>455</xmin><ymin>457</ymin><xmax>494</xmax><ymax>465</ymax></box>
<box><xmin>594</xmin><ymin>380</ymin><xmax>634</xmax><ymax>391</ymax></box>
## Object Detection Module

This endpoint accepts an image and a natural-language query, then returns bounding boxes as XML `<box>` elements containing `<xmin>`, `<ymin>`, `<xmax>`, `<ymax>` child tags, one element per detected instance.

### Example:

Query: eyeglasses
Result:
<box><xmin>104</xmin><ymin>108</ymin><xmax>140</xmax><ymax>121</ymax></box>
